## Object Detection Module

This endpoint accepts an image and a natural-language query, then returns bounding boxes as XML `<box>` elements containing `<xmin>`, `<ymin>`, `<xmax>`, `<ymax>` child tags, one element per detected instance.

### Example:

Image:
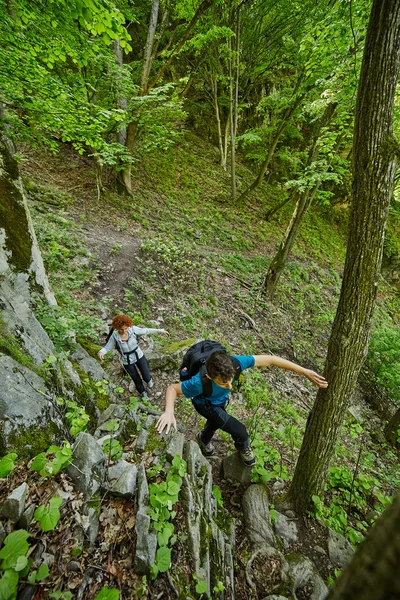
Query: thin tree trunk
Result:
<box><xmin>211</xmin><ymin>75</ymin><xmax>227</xmax><ymax>170</ymax></box>
<box><xmin>286</xmin><ymin>0</ymin><xmax>400</xmax><ymax>514</ymax></box>
<box><xmin>148</xmin><ymin>0</ymin><xmax>213</xmax><ymax>90</ymax></box>
<box><xmin>141</xmin><ymin>0</ymin><xmax>160</xmax><ymax>94</ymax></box>
<box><xmin>237</xmin><ymin>80</ymin><xmax>306</xmax><ymax>202</ymax></box>
<box><xmin>113</xmin><ymin>39</ymin><xmax>127</xmax><ymax>146</ymax></box>
<box><xmin>228</xmin><ymin>33</ymin><xmax>236</xmax><ymax>199</ymax></box>
<box><xmin>263</xmin><ymin>184</ymin><xmax>319</xmax><ymax>296</ymax></box>
<box><xmin>264</xmin><ymin>191</ymin><xmax>294</xmax><ymax>221</ymax></box>
<box><xmin>325</xmin><ymin>491</ymin><xmax>400</xmax><ymax>600</ymax></box>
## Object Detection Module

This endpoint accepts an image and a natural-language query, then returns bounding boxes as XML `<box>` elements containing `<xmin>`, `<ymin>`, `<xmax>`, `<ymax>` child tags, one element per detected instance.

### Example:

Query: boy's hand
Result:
<box><xmin>305</xmin><ymin>369</ymin><xmax>328</xmax><ymax>388</ymax></box>
<box><xmin>97</xmin><ymin>351</ymin><xmax>104</xmax><ymax>361</ymax></box>
<box><xmin>156</xmin><ymin>411</ymin><xmax>177</xmax><ymax>434</ymax></box>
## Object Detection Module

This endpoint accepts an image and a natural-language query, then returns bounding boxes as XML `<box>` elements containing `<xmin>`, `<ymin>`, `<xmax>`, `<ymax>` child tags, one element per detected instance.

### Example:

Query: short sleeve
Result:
<box><xmin>232</xmin><ymin>355</ymin><xmax>255</xmax><ymax>372</ymax></box>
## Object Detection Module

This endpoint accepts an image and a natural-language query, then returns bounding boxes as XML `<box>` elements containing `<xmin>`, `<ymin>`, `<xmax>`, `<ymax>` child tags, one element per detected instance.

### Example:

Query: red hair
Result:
<box><xmin>112</xmin><ymin>314</ymin><xmax>133</xmax><ymax>329</ymax></box>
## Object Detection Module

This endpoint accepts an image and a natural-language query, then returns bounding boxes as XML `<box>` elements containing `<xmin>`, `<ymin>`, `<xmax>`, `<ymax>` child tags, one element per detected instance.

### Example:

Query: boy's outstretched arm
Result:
<box><xmin>253</xmin><ymin>355</ymin><xmax>328</xmax><ymax>388</ymax></box>
<box><xmin>156</xmin><ymin>383</ymin><xmax>183</xmax><ymax>434</ymax></box>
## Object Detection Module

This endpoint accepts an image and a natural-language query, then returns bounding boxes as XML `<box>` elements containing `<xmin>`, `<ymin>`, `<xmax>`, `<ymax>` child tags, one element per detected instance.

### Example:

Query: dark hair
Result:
<box><xmin>206</xmin><ymin>351</ymin><xmax>235</xmax><ymax>381</ymax></box>
<box><xmin>112</xmin><ymin>314</ymin><xmax>133</xmax><ymax>329</ymax></box>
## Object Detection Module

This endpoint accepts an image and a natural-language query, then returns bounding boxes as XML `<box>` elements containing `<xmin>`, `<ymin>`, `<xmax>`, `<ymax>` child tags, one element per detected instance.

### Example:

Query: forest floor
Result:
<box><xmin>16</xmin><ymin>132</ymin><xmax>400</xmax><ymax>599</ymax></box>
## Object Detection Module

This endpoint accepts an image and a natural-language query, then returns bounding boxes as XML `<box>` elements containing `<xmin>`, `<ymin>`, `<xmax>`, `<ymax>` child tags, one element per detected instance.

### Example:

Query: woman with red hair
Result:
<box><xmin>98</xmin><ymin>314</ymin><xmax>169</xmax><ymax>398</ymax></box>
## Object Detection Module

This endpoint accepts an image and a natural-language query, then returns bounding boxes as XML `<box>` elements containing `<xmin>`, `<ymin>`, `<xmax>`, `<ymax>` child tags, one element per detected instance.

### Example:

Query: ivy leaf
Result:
<box><xmin>155</xmin><ymin>546</ymin><xmax>171</xmax><ymax>573</ymax></box>
<box><xmin>0</xmin><ymin>454</ymin><xmax>17</xmax><ymax>478</ymax></box>
<box><xmin>0</xmin><ymin>530</ymin><xmax>30</xmax><ymax>570</ymax></box>
<box><xmin>195</xmin><ymin>578</ymin><xmax>208</xmax><ymax>594</ymax></box>
<box><xmin>34</xmin><ymin>497</ymin><xmax>62</xmax><ymax>531</ymax></box>
<box><xmin>30</xmin><ymin>452</ymin><xmax>47</xmax><ymax>471</ymax></box>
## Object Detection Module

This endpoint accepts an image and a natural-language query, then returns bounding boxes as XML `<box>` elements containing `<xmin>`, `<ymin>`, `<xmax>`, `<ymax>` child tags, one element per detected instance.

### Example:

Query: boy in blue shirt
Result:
<box><xmin>156</xmin><ymin>351</ymin><xmax>327</xmax><ymax>466</ymax></box>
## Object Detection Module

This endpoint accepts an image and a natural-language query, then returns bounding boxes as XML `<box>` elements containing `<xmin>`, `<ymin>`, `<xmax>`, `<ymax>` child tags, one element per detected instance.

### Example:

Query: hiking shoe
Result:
<box><xmin>141</xmin><ymin>391</ymin><xmax>148</xmax><ymax>399</ymax></box>
<box><xmin>196</xmin><ymin>432</ymin><xmax>215</xmax><ymax>457</ymax></box>
<box><xmin>240</xmin><ymin>446</ymin><xmax>256</xmax><ymax>467</ymax></box>
<box><xmin>147</xmin><ymin>378</ymin><xmax>154</xmax><ymax>389</ymax></box>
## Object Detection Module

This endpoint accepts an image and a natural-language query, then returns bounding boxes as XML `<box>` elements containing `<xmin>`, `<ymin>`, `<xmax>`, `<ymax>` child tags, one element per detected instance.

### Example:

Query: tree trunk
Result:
<box><xmin>113</xmin><ymin>39</ymin><xmax>127</xmax><ymax>147</ymax></box>
<box><xmin>384</xmin><ymin>407</ymin><xmax>400</xmax><ymax>447</ymax></box>
<box><xmin>141</xmin><ymin>0</ymin><xmax>160</xmax><ymax>94</ymax></box>
<box><xmin>286</xmin><ymin>0</ymin><xmax>400</xmax><ymax>513</ymax></box>
<box><xmin>237</xmin><ymin>84</ymin><xmax>305</xmax><ymax>203</ymax></box>
<box><xmin>263</xmin><ymin>184</ymin><xmax>318</xmax><ymax>296</ymax></box>
<box><xmin>228</xmin><ymin>33</ymin><xmax>236</xmax><ymax>199</ymax></box>
<box><xmin>325</xmin><ymin>491</ymin><xmax>400</xmax><ymax>600</ymax></box>
<box><xmin>211</xmin><ymin>74</ymin><xmax>227</xmax><ymax>170</ymax></box>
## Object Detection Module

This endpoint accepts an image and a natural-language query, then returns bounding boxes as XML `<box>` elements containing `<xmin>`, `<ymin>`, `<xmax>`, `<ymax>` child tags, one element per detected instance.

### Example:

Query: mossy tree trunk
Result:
<box><xmin>325</xmin><ymin>491</ymin><xmax>400</xmax><ymax>600</ymax></box>
<box><xmin>286</xmin><ymin>0</ymin><xmax>400</xmax><ymax>513</ymax></box>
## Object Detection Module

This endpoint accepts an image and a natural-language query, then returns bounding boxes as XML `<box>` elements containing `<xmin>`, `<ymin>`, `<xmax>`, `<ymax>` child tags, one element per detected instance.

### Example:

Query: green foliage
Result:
<box><xmin>34</xmin><ymin>497</ymin><xmax>63</xmax><ymax>532</ymax></box>
<box><xmin>93</xmin><ymin>588</ymin><xmax>120</xmax><ymax>600</ymax></box>
<box><xmin>0</xmin><ymin>454</ymin><xmax>18</xmax><ymax>478</ymax></box>
<box><xmin>251</xmin><ymin>436</ymin><xmax>289</xmax><ymax>484</ymax></box>
<box><xmin>212</xmin><ymin>485</ymin><xmax>224</xmax><ymax>507</ymax></box>
<box><xmin>0</xmin><ymin>529</ymin><xmax>48</xmax><ymax>598</ymax></box>
<box><xmin>49</xmin><ymin>592</ymin><xmax>73</xmax><ymax>600</ymax></box>
<box><xmin>148</xmin><ymin>455</ymin><xmax>187</xmax><ymax>579</ymax></box>
<box><xmin>102</xmin><ymin>438</ymin><xmax>123</xmax><ymax>461</ymax></box>
<box><xmin>65</xmin><ymin>400</ymin><xmax>91</xmax><ymax>437</ymax></box>
<box><xmin>368</xmin><ymin>325</ymin><xmax>400</xmax><ymax>402</ymax></box>
<box><xmin>30</xmin><ymin>442</ymin><xmax>72</xmax><ymax>477</ymax></box>
<box><xmin>193</xmin><ymin>573</ymin><xmax>208</xmax><ymax>595</ymax></box>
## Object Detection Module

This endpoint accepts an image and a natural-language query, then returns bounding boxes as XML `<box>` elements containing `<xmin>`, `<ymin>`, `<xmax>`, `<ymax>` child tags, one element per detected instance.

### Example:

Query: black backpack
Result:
<box><xmin>179</xmin><ymin>340</ymin><xmax>242</xmax><ymax>398</ymax></box>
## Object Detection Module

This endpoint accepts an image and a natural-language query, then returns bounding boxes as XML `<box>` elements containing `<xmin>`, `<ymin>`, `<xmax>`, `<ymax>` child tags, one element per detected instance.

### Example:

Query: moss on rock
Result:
<box><xmin>7</xmin><ymin>420</ymin><xmax>62</xmax><ymax>458</ymax></box>
<box><xmin>76</xmin><ymin>337</ymin><xmax>102</xmax><ymax>359</ymax></box>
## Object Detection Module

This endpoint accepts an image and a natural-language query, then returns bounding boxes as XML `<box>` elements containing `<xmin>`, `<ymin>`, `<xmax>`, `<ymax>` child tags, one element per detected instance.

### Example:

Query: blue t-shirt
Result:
<box><xmin>181</xmin><ymin>355</ymin><xmax>255</xmax><ymax>405</ymax></box>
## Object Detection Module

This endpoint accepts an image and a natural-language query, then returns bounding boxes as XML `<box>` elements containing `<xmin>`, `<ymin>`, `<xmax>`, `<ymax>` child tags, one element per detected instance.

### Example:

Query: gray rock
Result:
<box><xmin>314</xmin><ymin>545</ymin><xmax>326</xmax><ymax>555</ymax></box>
<box><xmin>137</xmin><ymin>462</ymin><xmax>150</xmax><ymax>508</ymax></box>
<box><xmin>222</xmin><ymin>452</ymin><xmax>253</xmax><ymax>485</ymax></box>
<box><xmin>107</xmin><ymin>460</ymin><xmax>137</xmax><ymax>498</ymax></box>
<box><xmin>348</xmin><ymin>405</ymin><xmax>363</xmax><ymax>423</ymax></box>
<box><xmin>272</xmin><ymin>478</ymin><xmax>286</xmax><ymax>492</ymax></box>
<box><xmin>0</xmin><ymin>355</ymin><xmax>63</xmax><ymax>451</ymax></box>
<box><xmin>242</xmin><ymin>484</ymin><xmax>276</xmax><ymax>547</ymax></box>
<box><xmin>134</xmin><ymin>511</ymin><xmax>157</xmax><ymax>575</ymax></box>
<box><xmin>165</xmin><ymin>431</ymin><xmax>185</xmax><ymax>461</ymax></box>
<box><xmin>67</xmin><ymin>432</ymin><xmax>105</xmax><ymax>499</ymax></box>
<box><xmin>286</xmin><ymin>554</ymin><xmax>328</xmax><ymax>600</ymax></box>
<box><xmin>146</xmin><ymin>351</ymin><xmax>182</xmax><ymax>371</ymax></box>
<box><xmin>143</xmin><ymin>415</ymin><xmax>156</xmax><ymax>430</ymax></box>
<box><xmin>70</xmin><ymin>343</ymin><xmax>111</xmax><ymax>384</ymax></box>
<box><xmin>87</xmin><ymin>506</ymin><xmax>100</xmax><ymax>545</ymax></box>
<box><xmin>67</xmin><ymin>560</ymin><xmax>81</xmax><ymax>573</ymax></box>
<box><xmin>0</xmin><ymin>522</ymin><xmax>6</xmax><ymax>547</ymax></box>
<box><xmin>135</xmin><ymin>429</ymin><xmax>149</xmax><ymax>453</ymax></box>
<box><xmin>97</xmin><ymin>404</ymin><xmax>126</xmax><ymax>427</ymax></box>
<box><xmin>273</xmin><ymin>512</ymin><xmax>299</xmax><ymax>549</ymax></box>
<box><xmin>327</xmin><ymin>528</ymin><xmax>355</xmax><ymax>568</ymax></box>
<box><xmin>17</xmin><ymin>503</ymin><xmax>36</xmax><ymax>529</ymax></box>
<box><xmin>55</xmin><ymin>488</ymin><xmax>72</xmax><ymax>509</ymax></box>
<box><xmin>1</xmin><ymin>482</ymin><xmax>29</xmax><ymax>522</ymax></box>
<box><xmin>262</xmin><ymin>597</ymin><xmax>289</xmax><ymax>600</ymax></box>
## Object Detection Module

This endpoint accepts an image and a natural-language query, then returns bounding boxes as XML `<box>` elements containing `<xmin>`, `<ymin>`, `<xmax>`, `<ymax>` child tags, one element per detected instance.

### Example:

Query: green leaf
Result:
<box><xmin>36</xmin><ymin>563</ymin><xmax>49</xmax><ymax>581</ymax></box>
<box><xmin>155</xmin><ymin>546</ymin><xmax>171</xmax><ymax>573</ymax></box>
<box><xmin>0</xmin><ymin>530</ymin><xmax>30</xmax><ymax>570</ymax></box>
<box><xmin>34</xmin><ymin>497</ymin><xmax>62</xmax><ymax>531</ymax></box>
<box><xmin>195</xmin><ymin>578</ymin><xmax>208</xmax><ymax>594</ymax></box>
<box><xmin>0</xmin><ymin>454</ymin><xmax>17</xmax><ymax>478</ymax></box>
<box><xmin>14</xmin><ymin>555</ymin><xmax>28</xmax><ymax>572</ymax></box>
<box><xmin>30</xmin><ymin>452</ymin><xmax>47</xmax><ymax>471</ymax></box>
<box><xmin>0</xmin><ymin>569</ymin><xmax>19</xmax><ymax>600</ymax></box>
<box><xmin>93</xmin><ymin>587</ymin><xmax>120</xmax><ymax>600</ymax></box>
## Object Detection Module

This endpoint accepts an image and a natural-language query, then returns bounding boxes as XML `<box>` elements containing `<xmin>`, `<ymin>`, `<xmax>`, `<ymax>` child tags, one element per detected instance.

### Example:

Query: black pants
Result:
<box><xmin>193</xmin><ymin>401</ymin><xmax>250</xmax><ymax>451</ymax></box>
<box><xmin>123</xmin><ymin>356</ymin><xmax>151</xmax><ymax>394</ymax></box>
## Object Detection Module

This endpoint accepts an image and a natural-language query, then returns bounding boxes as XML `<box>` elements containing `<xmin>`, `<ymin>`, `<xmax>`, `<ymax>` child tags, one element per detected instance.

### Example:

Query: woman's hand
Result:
<box><xmin>97</xmin><ymin>351</ymin><xmax>104</xmax><ymax>361</ymax></box>
<box><xmin>156</xmin><ymin>411</ymin><xmax>176</xmax><ymax>434</ymax></box>
<box><xmin>305</xmin><ymin>369</ymin><xmax>328</xmax><ymax>388</ymax></box>
<box><xmin>164</xmin><ymin>330</ymin><xmax>170</xmax><ymax>338</ymax></box>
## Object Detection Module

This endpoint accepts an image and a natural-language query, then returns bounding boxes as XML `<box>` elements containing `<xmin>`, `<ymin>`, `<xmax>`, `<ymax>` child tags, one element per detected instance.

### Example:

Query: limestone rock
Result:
<box><xmin>107</xmin><ymin>460</ymin><xmax>137</xmax><ymax>498</ymax></box>
<box><xmin>222</xmin><ymin>451</ymin><xmax>253</xmax><ymax>484</ymax></box>
<box><xmin>134</xmin><ymin>511</ymin><xmax>157</xmax><ymax>575</ymax></box>
<box><xmin>1</xmin><ymin>482</ymin><xmax>29</xmax><ymax>522</ymax></box>
<box><xmin>273</xmin><ymin>512</ymin><xmax>299</xmax><ymax>549</ymax></box>
<box><xmin>67</xmin><ymin>432</ymin><xmax>105</xmax><ymax>499</ymax></box>
<box><xmin>242</xmin><ymin>484</ymin><xmax>276</xmax><ymax>547</ymax></box>
<box><xmin>327</xmin><ymin>528</ymin><xmax>355</xmax><ymax>568</ymax></box>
